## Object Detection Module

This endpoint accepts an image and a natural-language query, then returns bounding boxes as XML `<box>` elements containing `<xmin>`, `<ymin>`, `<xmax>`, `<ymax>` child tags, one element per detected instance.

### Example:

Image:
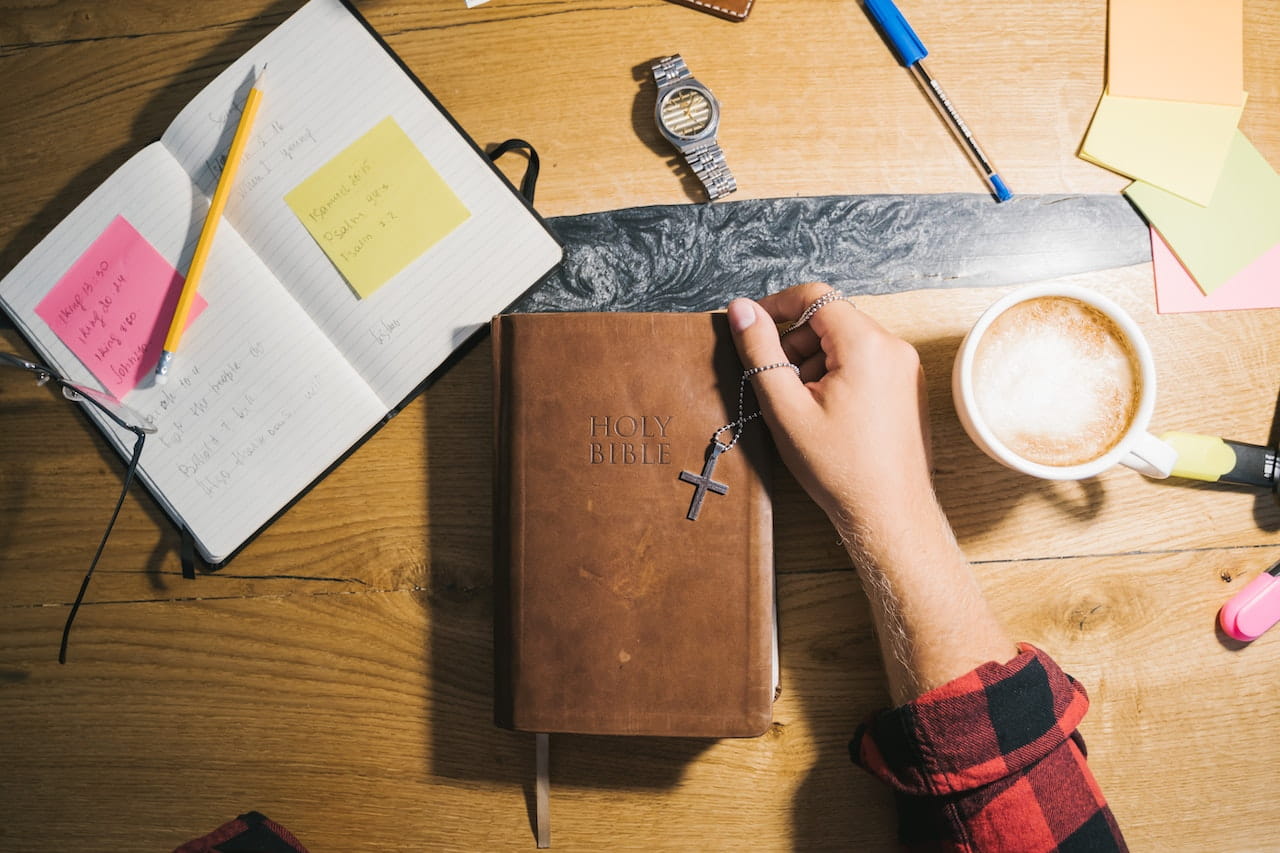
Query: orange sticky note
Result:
<box><xmin>1108</xmin><ymin>0</ymin><xmax>1243</xmax><ymax>107</ymax></box>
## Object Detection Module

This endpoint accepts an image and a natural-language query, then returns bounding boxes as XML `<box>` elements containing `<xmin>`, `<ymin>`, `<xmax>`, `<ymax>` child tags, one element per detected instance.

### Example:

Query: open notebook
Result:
<box><xmin>0</xmin><ymin>0</ymin><xmax>562</xmax><ymax>564</ymax></box>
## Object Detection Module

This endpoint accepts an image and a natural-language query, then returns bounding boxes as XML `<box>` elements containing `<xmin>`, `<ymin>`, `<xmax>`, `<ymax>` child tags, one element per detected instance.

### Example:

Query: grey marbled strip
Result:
<box><xmin>513</xmin><ymin>193</ymin><xmax>1150</xmax><ymax>313</ymax></box>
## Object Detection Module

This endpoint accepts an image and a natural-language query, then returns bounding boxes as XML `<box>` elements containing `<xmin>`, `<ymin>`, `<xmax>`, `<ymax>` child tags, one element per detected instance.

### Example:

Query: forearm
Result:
<box><xmin>832</xmin><ymin>483</ymin><xmax>1016</xmax><ymax>706</ymax></box>
<box><xmin>723</xmin><ymin>287</ymin><xmax>1016</xmax><ymax>701</ymax></box>
<box><xmin>726</xmin><ymin>286</ymin><xmax>1123</xmax><ymax>849</ymax></box>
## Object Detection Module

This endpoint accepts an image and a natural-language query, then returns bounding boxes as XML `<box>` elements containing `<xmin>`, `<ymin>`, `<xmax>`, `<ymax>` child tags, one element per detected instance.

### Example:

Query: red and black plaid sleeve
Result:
<box><xmin>173</xmin><ymin>811</ymin><xmax>309</xmax><ymax>853</ymax></box>
<box><xmin>850</xmin><ymin>644</ymin><xmax>1127</xmax><ymax>852</ymax></box>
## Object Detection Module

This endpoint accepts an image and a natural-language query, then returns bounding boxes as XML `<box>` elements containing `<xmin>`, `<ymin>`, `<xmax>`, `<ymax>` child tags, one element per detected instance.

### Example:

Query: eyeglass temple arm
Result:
<box><xmin>58</xmin><ymin>430</ymin><xmax>146</xmax><ymax>664</ymax></box>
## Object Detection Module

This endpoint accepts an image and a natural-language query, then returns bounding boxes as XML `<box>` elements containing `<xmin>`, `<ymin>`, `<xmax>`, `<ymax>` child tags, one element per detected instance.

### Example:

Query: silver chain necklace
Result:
<box><xmin>679</xmin><ymin>290</ymin><xmax>849</xmax><ymax>520</ymax></box>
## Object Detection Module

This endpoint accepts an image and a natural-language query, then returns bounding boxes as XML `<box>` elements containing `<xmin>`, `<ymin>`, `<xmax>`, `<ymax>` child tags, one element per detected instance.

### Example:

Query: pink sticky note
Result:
<box><xmin>36</xmin><ymin>216</ymin><xmax>207</xmax><ymax>397</ymax></box>
<box><xmin>1152</xmin><ymin>227</ymin><xmax>1280</xmax><ymax>314</ymax></box>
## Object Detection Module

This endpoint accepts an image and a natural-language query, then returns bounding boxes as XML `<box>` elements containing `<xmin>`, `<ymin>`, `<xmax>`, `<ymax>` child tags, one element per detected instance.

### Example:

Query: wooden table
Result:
<box><xmin>2</xmin><ymin>1</ymin><xmax>1278</xmax><ymax>849</ymax></box>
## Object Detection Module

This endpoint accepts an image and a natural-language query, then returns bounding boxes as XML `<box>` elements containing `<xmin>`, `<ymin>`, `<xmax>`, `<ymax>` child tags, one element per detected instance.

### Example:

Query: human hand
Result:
<box><xmin>725</xmin><ymin>282</ymin><xmax>936</xmax><ymax>544</ymax></box>
<box><xmin>729</xmin><ymin>283</ymin><xmax>1016</xmax><ymax>701</ymax></box>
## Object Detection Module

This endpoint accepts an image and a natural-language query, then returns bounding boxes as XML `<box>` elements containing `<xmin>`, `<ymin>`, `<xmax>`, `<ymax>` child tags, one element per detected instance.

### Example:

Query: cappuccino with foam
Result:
<box><xmin>971</xmin><ymin>296</ymin><xmax>1142</xmax><ymax>467</ymax></box>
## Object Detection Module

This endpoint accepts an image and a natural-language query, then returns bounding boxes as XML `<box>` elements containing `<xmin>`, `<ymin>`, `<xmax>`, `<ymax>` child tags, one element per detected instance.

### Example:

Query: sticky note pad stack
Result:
<box><xmin>1127</xmin><ymin>134</ymin><xmax>1280</xmax><ymax>298</ymax></box>
<box><xmin>1081</xmin><ymin>0</ymin><xmax>1245</xmax><ymax>206</ymax></box>
<box><xmin>1079</xmin><ymin>0</ymin><xmax>1280</xmax><ymax>312</ymax></box>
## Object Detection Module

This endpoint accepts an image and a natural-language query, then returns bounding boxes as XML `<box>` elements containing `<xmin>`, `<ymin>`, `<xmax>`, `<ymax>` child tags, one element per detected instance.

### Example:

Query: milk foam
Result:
<box><xmin>972</xmin><ymin>297</ymin><xmax>1141</xmax><ymax>467</ymax></box>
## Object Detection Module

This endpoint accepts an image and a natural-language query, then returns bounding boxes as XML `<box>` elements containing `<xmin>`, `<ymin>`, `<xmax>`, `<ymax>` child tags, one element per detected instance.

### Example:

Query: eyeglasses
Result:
<box><xmin>0</xmin><ymin>352</ymin><xmax>156</xmax><ymax>663</ymax></box>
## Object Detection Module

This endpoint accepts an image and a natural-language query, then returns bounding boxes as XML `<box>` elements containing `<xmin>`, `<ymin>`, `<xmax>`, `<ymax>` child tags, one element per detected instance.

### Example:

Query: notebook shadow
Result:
<box><xmin>422</xmin><ymin>336</ymin><xmax>712</xmax><ymax>841</ymax></box>
<box><xmin>0</xmin><ymin>395</ymin><xmax>37</xmax><ymax>567</ymax></box>
<box><xmin>0</xmin><ymin>3</ymin><xmax>300</xmax><ymax>278</ymax></box>
<box><xmin>0</xmin><ymin>3</ymin><xmax>304</xmax><ymax>590</ymax></box>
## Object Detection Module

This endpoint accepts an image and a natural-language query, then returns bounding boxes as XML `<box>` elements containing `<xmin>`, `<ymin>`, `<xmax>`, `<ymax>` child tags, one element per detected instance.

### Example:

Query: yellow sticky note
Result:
<box><xmin>1079</xmin><ymin>93</ymin><xmax>1244</xmax><ymax>206</ymax></box>
<box><xmin>1124</xmin><ymin>132</ymin><xmax>1280</xmax><ymax>295</ymax></box>
<box><xmin>286</xmin><ymin>116</ymin><xmax>470</xmax><ymax>298</ymax></box>
<box><xmin>1108</xmin><ymin>0</ymin><xmax>1243</xmax><ymax>106</ymax></box>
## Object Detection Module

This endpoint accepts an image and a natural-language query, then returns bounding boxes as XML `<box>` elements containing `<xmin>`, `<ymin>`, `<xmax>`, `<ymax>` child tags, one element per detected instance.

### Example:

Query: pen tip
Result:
<box><xmin>991</xmin><ymin>174</ymin><xmax>1013</xmax><ymax>202</ymax></box>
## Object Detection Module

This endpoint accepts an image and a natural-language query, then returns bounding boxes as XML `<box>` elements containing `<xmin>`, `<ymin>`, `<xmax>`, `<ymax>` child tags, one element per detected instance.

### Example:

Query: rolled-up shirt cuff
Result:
<box><xmin>849</xmin><ymin>643</ymin><xmax>1091</xmax><ymax>796</ymax></box>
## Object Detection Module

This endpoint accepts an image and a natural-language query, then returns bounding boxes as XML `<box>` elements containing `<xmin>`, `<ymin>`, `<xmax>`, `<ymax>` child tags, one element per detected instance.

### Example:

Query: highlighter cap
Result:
<box><xmin>1219</xmin><ymin>568</ymin><xmax>1280</xmax><ymax>642</ymax></box>
<box><xmin>865</xmin><ymin>0</ymin><xmax>928</xmax><ymax>66</ymax></box>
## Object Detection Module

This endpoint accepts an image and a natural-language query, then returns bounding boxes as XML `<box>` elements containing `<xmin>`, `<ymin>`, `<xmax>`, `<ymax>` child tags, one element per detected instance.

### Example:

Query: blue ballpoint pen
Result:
<box><xmin>864</xmin><ymin>0</ymin><xmax>1013</xmax><ymax>202</ymax></box>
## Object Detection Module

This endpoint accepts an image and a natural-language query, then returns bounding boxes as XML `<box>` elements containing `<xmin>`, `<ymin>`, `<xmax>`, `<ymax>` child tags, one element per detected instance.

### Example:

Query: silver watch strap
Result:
<box><xmin>651</xmin><ymin>55</ymin><xmax>737</xmax><ymax>201</ymax></box>
<box><xmin>651</xmin><ymin>54</ymin><xmax>692</xmax><ymax>88</ymax></box>
<box><xmin>685</xmin><ymin>143</ymin><xmax>737</xmax><ymax>201</ymax></box>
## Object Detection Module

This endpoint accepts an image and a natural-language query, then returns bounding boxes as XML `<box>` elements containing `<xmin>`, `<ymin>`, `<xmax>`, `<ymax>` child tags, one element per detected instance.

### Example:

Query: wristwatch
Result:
<box><xmin>650</xmin><ymin>55</ymin><xmax>737</xmax><ymax>201</ymax></box>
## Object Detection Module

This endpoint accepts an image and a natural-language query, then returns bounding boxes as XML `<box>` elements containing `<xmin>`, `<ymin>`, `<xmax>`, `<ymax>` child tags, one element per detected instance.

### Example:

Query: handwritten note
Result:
<box><xmin>284</xmin><ymin>116</ymin><xmax>470</xmax><ymax>298</ymax></box>
<box><xmin>35</xmin><ymin>216</ymin><xmax>208</xmax><ymax>397</ymax></box>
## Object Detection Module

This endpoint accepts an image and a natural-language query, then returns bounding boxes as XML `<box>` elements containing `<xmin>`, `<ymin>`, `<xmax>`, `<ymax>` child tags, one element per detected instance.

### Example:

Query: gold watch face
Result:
<box><xmin>660</xmin><ymin>87</ymin><xmax>714</xmax><ymax>140</ymax></box>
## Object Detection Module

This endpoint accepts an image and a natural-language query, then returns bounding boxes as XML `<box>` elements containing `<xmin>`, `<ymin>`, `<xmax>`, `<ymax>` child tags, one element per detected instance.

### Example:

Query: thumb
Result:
<box><xmin>726</xmin><ymin>298</ymin><xmax>811</xmax><ymax>419</ymax></box>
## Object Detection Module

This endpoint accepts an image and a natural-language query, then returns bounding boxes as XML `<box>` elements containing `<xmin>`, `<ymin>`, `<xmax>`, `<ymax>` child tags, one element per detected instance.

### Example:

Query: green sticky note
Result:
<box><xmin>286</xmin><ymin>116</ymin><xmax>470</xmax><ymax>298</ymax></box>
<box><xmin>1125</xmin><ymin>132</ymin><xmax>1280</xmax><ymax>294</ymax></box>
<box><xmin>1080</xmin><ymin>93</ymin><xmax>1244</xmax><ymax>206</ymax></box>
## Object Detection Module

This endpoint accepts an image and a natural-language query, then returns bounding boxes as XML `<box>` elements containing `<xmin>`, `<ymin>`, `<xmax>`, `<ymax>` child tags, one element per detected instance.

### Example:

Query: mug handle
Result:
<box><xmin>1121</xmin><ymin>432</ymin><xmax>1177</xmax><ymax>479</ymax></box>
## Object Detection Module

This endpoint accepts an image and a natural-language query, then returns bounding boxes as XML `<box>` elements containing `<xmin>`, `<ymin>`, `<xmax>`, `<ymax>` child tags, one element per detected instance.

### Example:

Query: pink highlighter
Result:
<box><xmin>1220</xmin><ymin>561</ymin><xmax>1280</xmax><ymax>642</ymax></box>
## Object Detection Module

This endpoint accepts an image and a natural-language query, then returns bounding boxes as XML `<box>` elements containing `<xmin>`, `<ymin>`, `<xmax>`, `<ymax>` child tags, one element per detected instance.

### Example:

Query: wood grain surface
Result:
<box><xmin>2</xmin><ymin>1</ymin><xmax>1279</xmax><ymax>850</ymax></box>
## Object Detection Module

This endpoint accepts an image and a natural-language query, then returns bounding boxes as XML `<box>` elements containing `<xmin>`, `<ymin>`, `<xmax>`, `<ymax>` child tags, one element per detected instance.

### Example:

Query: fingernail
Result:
<box><xmin>728</xmin><ymin>299</ymin><xmax>756</xmax><ymax>332</ymax></box>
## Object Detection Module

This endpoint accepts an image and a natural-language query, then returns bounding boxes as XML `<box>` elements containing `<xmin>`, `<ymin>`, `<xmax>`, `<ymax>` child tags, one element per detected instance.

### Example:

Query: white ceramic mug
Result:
<box><xmin>952</xmin><ymin>283</ymin><xmax>1176</xmax><ymax>481</ymax></box>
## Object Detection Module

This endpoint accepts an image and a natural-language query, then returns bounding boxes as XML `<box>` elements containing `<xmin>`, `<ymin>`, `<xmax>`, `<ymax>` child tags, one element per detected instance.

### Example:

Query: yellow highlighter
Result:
<box><xmin>154</xmin><ymin>66</ymin><xmax>266</xmax><ymax>384</ymax></box>
<box><xmin>1160</xmin><ymin>431</ymin><xmax>1278</xmax><ymax>490</ymax></box>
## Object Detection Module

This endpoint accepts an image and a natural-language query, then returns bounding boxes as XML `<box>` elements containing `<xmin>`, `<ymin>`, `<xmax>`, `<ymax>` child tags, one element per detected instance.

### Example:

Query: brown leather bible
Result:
<box><xmin>492</xmin><ymin>311</ymin><xmax>776</xmax><ymax>737</ymax></box>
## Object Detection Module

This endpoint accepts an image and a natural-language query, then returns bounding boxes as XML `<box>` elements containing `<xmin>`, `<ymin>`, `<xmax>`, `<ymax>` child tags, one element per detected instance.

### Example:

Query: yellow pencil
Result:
<box><xmin>155</xmin><ymin>66</ymin><xmax>266</xmax><ymax>384</ymax></box>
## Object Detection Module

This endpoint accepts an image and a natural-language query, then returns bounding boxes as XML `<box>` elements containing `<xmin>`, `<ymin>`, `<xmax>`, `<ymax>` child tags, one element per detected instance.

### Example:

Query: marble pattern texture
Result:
<box><xmin>515</xmin><ymin>193</ymin><xmax>1150</xmax><ymax>313</ymax></box>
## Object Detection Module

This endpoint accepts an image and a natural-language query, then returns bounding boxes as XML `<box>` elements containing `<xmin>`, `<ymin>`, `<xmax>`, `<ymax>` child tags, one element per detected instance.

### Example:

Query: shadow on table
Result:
<box><xmin>0</xmin><ymin>4</ymin><xmax>302</xmax><ymax>594</ymax></box>
<box><xmin>417</xmin><ymin>322</ymin><xmax>1201</xmax><ymax>845</ymax></box>
<box><xmin>0</xmin><ymin>3</ymin><xmax>300</xmax><ymax>278</ymax></box>
<box><xmin>422</xmin><ymin>341</ymin><xmax>712</xmax><ymax>843</ymax></box>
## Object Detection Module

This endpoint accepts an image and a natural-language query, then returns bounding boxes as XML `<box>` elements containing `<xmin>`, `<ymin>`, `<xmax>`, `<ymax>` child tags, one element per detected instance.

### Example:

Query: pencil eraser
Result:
<box><xmin>154</xmin><ymin>372</ymin><xmax>168</xmax><ymax>386</ymax></box>
<box><xmin>1219</xmin><ymin>571</ymin><xmax>1280</xmax><ymax>642</ymax></box>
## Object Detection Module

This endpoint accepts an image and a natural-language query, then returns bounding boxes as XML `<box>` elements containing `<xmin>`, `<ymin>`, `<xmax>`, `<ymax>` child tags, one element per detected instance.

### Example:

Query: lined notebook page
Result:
<box><xmin>161</xmin><ymin>0</ymin><xmax>563</xmax><ymax>409</ymax></box>
<box><xmin>0</xmin><ymin>145</ymin><xmax>385</xmax><ymax>562</ymax></box>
